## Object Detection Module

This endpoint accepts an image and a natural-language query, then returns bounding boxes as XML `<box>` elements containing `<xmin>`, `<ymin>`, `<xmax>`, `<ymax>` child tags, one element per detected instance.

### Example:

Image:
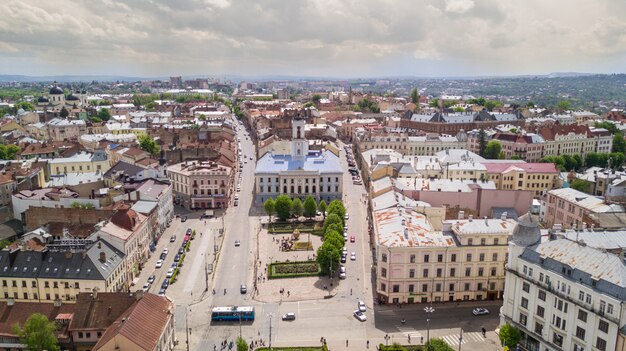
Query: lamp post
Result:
<box><xmin>266</xmin><ymin>313</ymin><xmax>274</xmax><ymax>350</ymax></box>
<box><xmin>384</xmin><ymin>334</ymin><xmax>390</xmax><ymax>346</ymax></box>
<box><xmin>424</xmin><ymin>306</ymin><xmax>435</xmax><ymax>351</ymax></box>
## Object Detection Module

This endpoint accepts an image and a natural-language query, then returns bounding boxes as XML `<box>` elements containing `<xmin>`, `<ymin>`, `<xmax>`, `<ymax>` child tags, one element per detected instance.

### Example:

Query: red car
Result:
<box><xmin>350</xmin><ymin>236</ymin><xmax>355</xmax><ymax>243</ymax></box>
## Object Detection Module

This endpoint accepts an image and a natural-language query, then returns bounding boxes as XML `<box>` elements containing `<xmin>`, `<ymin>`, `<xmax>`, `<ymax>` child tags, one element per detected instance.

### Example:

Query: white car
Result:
<box><xmin>354</xmin><ymin>310</ymin><xmax>367</xmax><ymax>322</ymax></box>
<box><xmin>350</xmin><ymin>252</ymin><xmax>356</xmax><ymax>261</ymax></box>
<box><xmin>166</xmin><ymin>268</ymin><xmax>175</xmax><ymax>278</ymax></box>
<box><xmin>142</xmin><ymin>283</ymin><xmax>150</xmax><ymax>292</ymax></box>
<box><xmin>155</xmin><ymin>260</ymin><xmax>163</xmax><ymax>268</ymax></box>
<box><xmin>473</xmin><ymin>308</ymin><xmax>490</xmax><ymax>316</ymax></box>
<box><xmin>162</xmin><ymin>248</ymin><xmax>169</xmax><ymax>256</ymax></box>
<box><xmin>358</xmin><ymin>301</ymin><xmax>366</xmax><ymax>312</ymax></box>
<box><xmin>345</xmin><ymin>213</ymin><xmax>350</xmax><ymax>220</ymax></box>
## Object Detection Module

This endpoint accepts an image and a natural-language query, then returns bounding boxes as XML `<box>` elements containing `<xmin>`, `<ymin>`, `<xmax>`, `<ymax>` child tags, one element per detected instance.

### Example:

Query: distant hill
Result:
<box><xmin>0</xmin><ymin>74</ymin><xmax>155</xmax><ymax>83</ymax></box>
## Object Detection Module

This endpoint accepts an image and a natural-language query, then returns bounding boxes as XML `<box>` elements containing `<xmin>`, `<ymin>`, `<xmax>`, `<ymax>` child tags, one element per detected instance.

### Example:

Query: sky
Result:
<box><xmin>1</xmin><ymin>0</ymin><xmax>625</xmax><ymax>78</ymax></box>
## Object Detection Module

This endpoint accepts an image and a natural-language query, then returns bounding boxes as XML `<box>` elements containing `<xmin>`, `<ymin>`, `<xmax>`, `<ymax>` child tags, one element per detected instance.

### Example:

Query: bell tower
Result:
<box><xmin>291</xmin><ymin>113</ymin><xmax>308</xmax><ymax>159</ymax></box>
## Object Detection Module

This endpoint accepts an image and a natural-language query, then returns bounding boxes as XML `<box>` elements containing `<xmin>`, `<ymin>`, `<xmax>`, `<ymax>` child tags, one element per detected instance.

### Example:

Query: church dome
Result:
<box><xmin>511</xmin><ymin>212</ymin><xmax>541</xmax><ymax>247</ymax></box>
<box><xmin>37</xmin><ymin>96</ymin><xmax>49</xmax><ymax>103</ymax></box>
<box><xmin>67</xmin><ymin>94</ymin><xmax>79</xmax><ymax>101</ymax></box>
<box><xmin>49</xmin><ymin>86</ymin><xmax>64</xmax><ymax>95</ymax></box>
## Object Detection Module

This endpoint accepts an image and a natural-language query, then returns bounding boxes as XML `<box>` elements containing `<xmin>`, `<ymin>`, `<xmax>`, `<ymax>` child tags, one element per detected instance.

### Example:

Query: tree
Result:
<box><xmin>236</xmin><ymin>336</ymin><xmax>248</xmax><ymax>351</ymax></box>
<box><xmin>324</xmin><ymin>230</ymin><xmax>344</xmax><ymax>251</ymax></box>
<box><xmin>612</xmin><ymin>134</ymin><xmax>626</xmax><ymax>153</ymax></box>
<box><xmin>312</xmin><ymin>94</ymin><xmax>322</xmax><ymax>105</ymax></box>
<box><xmin>326</xmin><ymin>223</ymin><xmax>344</xmax><ymax>237</ymax></box>
<box><xmin>426</xmin><ymin>338</ymin><xmax>455</xmax><ymax>351</ymax></box>
<box><xmin>318</xmin><ymin>200</ymin><xmax>327</xmax><ymax>219</ymax></box>
<box><xmin>326</xmin><ymin>200</ymin><xmax>346</xmax><ymax>225</ymax></box>
<box><xmin>499</xmin><ymin>323</ymin><xmax>521</xmax><ymax>348</ymax></box>
<box><xmin>198</xmin><ymin>114</ymin><xmax>207</xmax><ymax>121</ymax></box>
<box><xmin>274</xmin><ymin>195</ymin><xmax>292</xmax><ymax>222</ymax></box>
<box><xmin>316</xmin><ymin>241</ymin><xmax>341</xmax><ymax>276</ymax></box>
<box><xmin>16</xmin><ymin>101</ymin><xmax>34</xmax><ymax>111</ymax></box>
<box><xmin>138</xmin><ymin>134</ymin><xmax>161</xmax><ymax>156</ymax></box>
<box><xmin>59</xmin><ymin>106</ymin><xmax>69</xmax><ymax>118</ymax></box>
<box><xmin>477</xmin><ymin>129</ymin><xmax>487</xmax><ymax>157</ymax></box>
<box><xmin>12</xmin><ymin>313</ymin><xmax>60</xmax><ymax>351</ymax></box>
<box><xmin>410</xmin><ymin>88</ymin><xmax>419</xmax><ymax>104</ymax></box>
<box><xmin>263</xmin><ymin>198</ymin><xmax>275</xmax><ymax>223</ymax></box>
<box><xmin>570</xmin><ymin>178</ymin><xmax>590</xmax><ymax>193</ymax></box>
<box><xmin>303</xmin><ymin>195</ymin><xmax>317</xmax><ymax>219</ymax></box>
<box><xmin>291</xmin><ymin>197</ymin><xmax>303</xmax><ymax>218</ymax></box>
<box><xmin>595</xmin><ymin>121</ymin><xmax>620</xmax><ymax>135</ymax></box>
<box><xmin>322</xmin><ymin>213</ymin><xmax>343</xmax><ymax>236</ymax></box>
<box><xmin>484</xmin><ymin>140</ymin><xmax>502</xmax><ymax>159</ymax></box>
<box><xmin>98</xmin><ymin>108</ymin><xmax>111</xmax><ymax>121</ymax></box>
<box><xmin>0</xmin><ymin>144</ymin><xmax>20</xmax><ymax>160</ymax></box>
<box><xmin>429</xmin><ymin>98</ymin><xmax>440</xmax><ymax>109</ymax></box>
<box><xmin>484</xmin><ymin>100</ymin><xmax>499</xmax><ymax>111</ymax></box>
<box><xmin>557</xmin><ymin>100</ymin><xmax>571</xmax><ymax>111</ymax></box>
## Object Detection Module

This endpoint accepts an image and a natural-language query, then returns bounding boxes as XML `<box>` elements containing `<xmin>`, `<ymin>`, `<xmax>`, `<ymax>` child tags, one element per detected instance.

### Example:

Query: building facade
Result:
<box><xmin>543</xmin><ymin>188</ymin><xmax>625</xmax><ymax>229</ymax></box>
<box><xmin>167</xmin><ymin>160</ymin><xmax>233</xmax><ymax>209</ymax></box>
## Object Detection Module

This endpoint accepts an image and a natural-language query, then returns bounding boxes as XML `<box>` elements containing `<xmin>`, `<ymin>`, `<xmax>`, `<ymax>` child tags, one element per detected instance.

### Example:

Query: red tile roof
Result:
<box><xmin>483</xmin><ymin>162</ymin><xmax>559</xmax><ymax>174</ymax></box>
<box><xmin>93</xmin><ymin>294</ymin><xmax>173</xmax><ymax>351</ymax></box>
<box><xmin>538</xmin><ymin>125</ymin><xmax>590</xmax><ymax>141</ymax></box>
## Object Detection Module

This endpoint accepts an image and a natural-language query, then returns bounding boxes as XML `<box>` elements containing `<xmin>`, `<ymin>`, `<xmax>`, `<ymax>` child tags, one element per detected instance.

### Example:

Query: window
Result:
<box><xmin>381</xmin><ymin>268</ymin><xmax>387</xmax><ymax>278</ymax></box>
<box><xmin>478</xmin><ymin>268</ymin><xmax>484</xmax><ymax>277</ymax></box>
<box><xmin>494</xmin><ymin>238</ymin><xmax>499</xmax><ymax>245</ymax></box>
<box><xmin>450</xmin><ymin>268</ymin><xmax>456</xmax><ymax>277</ymax></box>
<box><xmin>423</xmin><ymin>269</ymin><xmax>429</xmax><ymax>278</ymax></box>
<box><xmin>465</xmin><ymin>267</ymin><xmax>471</xmax><ymax>277</ymax></box>
<box><xmin>422</xmin><ymin>284</ymin><xmax>428</xmax><ymax>292</ymax></box>
<box><xmin>491</xmin><ymin>267</ymin><xmax>497</xmax><ymax>276</ymax></box>
<box><xmin>451</xmin><ymin>254</ymin><xmax>457</xmax><ymax>262</ymax></box>
<box><xmin>598</xmin><ymin>320</ymin><xmax>609</xmax><ymax>333</ymax></box>
<box><xmin>477</xmin><ymin>283</ymin><xmax>483</xmax><ymax>291</ymax></box>
<box><xmin>380</xmin><ymin>283</ymin><xmax>386</xmax><ymax>291</ymax></box>
<box><xmin>519</xmin><ymin>313</ymin><xmax>527</xmax><ymax>326</ymax></box>
<box><xmin>538</xmin><ymin>290</ymin><xmax>546</xmax><ymax>301</ymax></box>
<box><xmin>579</xmin><ymin>290</ymin><xmax>585</xmax><ymax>301</ymax></box>
<box><xmin>479</xmin><ymin>253</ymin><xmax>485</xmax><ymax>262</ymax></box>
<box><xmin>521</xmin><ymin>297</ymin><xmax>528</xmax><ymax>309</ymax></box>
<box><xmin>436</xmin><ymin>268</ymin><xmax>442</xmax><ymax>277</ymax></box>
<box><xmin>53</xmin><ymin>282</ymin><xmax>58</xmax><ymax>288</ymax></box>
<box><xmin>586</xmin><ymin>294</ymin><xmax>592</xmax><ymax>304</ymax></box>
<box><xmin>424</xmin><ymin>254</ymin><xmax>429</xmax><ymax>263</ymax></box>
<box><xmin>522</xmin><ymin>282</ymin><xmax>530</xmax><ymax>293</ymax></box>
<box><xmin>466</xmin><ymin>253</ymin><xmax>472</xmax><ymax>262</ymax></box>
<box><xmin>575</xmin><ymin>326</ymin><xmax>586</xmax><ymax>340</ymax></box>
<box><xmin>408</xmin><ymin>284</ymin><xmax>414</xmax><ymax>293</ymax></box>
<box><xmin>79</xmin><ymin>332</ymin><xmax>84</xmax><ymax>339</ymax></box>
<box><xmin>449</xmin><ymin>283</ymin><xmax>455</xmax><ymax>291</ymax></box>
<box><xmin>435</xmin><ymin>283</ymin><xmax>441</xmax><ymax>292</ymax></box>
<box><xmin>23</xmin><ymin>292</ymin><xmax>28</xmax><ymax>299</ymax></box>
<box><xmin>410</xmin><ymin>255</ymin><xmax>416</xmax><ymax>263</ymax></box>
<box><xmin>21</xmin><ymin>281</ymin><xmax>26</xmax><ymax>288</ymax></box>
<box><xmin>578</xmin><ymin>310</ymin><xmax>588</xmax><ymax>322</ymax></box>
<box><xmin>464</xmin><ymin>283</ymin><xmax>470</xmax><ymax>291</ymax></box>
<box><xmin>481</xmin><ymin>238</ymin><xmax>486</xmax><ymax>245</ymax></box>
<box><xmin>468</xmin><ymin>239</ymin><xmax>473</xmax><ymax>246</ymax></box>
<box><xmin>600</xmin><ymin>300</ymin><xmax>606</xmax><ymax>314</ymax></box>
<box><xmin>408</xmin><ymin>269</ymin><xmax>414</xmax><ymax>278</ymax></box>
<box><xmin>492</xmin><ymin>253</ymin><xmax>498</xmax><ymax>261</ymax></box>
<box><xmin>534</xmin><ymin>322</ymin><xmax>543</xmax><ymax>335</ymax></box>
<box><xmin>537</xmin><ymin>305</ymin><xmax>545</xmax><ymax>318</ymax></box>
<box><xmin>31</xmin><ymin>281</ymin><xmax>36</xmax><ymax>288</ymax></box>
<box><xmin>381</xmin><ymin>254</ymin><xmax>387</xmax><ymax>263</ymax></box>
<box><xmin>437</xmin><ymin>254</ymin><xmax>443</xmax><ymax>262</ymax></box>
<box><xmin>553</xmin><ymin>333</ymin><xmax>563</xmax><ymax>347</ymax></box>
<box><xmin>596</xmin><ymin>337</ymin><xmax>607</xmax><ymax>351</ymax></box>
<box><xmin>608</xmin><ymin>304</ymin><xmax>614</xmax><ymax>315</ymax></box>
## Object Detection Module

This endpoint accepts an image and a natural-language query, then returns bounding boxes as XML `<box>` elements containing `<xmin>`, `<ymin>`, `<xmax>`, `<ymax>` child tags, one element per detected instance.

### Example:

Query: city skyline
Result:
<box><xmin>1</xmin><ymin>0</ymin><xmax>625</xmax><ymax>78</ymax></box>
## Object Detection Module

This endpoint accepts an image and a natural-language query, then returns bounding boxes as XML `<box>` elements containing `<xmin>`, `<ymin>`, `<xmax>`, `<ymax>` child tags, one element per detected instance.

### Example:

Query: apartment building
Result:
<box><xmin>48</xmin><ymin>150</ymin><xmax>110</xmax><ymax>175</ymax></box>
<box><xmin>357</xmin><ymin>132</ymin><xmax>467</xmax><ymax>156</ymax></box>
<box><xmin>47</xmin><ymin>118</ymin><xmax>86</xmax><ymax>141</ymax></box>
<box><xmin>373</xmin><ymin>189</ymin><xmax>516</xmax><ymax>304</ymax></box>
<box><xmin>0</xmin><ymin>240</ymin><xmax>125</xmax><ymax>303</ymax></box>
<box><xmin>502</xmin><ymin>217</ymin><xmax>626</xmax><ymax>351</ymax></box>
<box><xmin>543</xmin><ymin>188</ymin><xmax>625</xmax><ymax>229</ymax></box>
<box><xmin>538</xmin><ymin>125</ymin><xmax>612</xmax><ymax>158</ymax></box>
<box><xmin>168</xmin><ymin>160</ymin><xmax>233</xmax><ymax>209</ymax></box>
<box><xmin>135</xmin><ymin>179</ymin><xmax>174</xmax><ymax>234</ymax></box>
<box><xmin>483</xmin><ymin>162</ymin><xmax>559</xmax><ymax>197</ymax></box>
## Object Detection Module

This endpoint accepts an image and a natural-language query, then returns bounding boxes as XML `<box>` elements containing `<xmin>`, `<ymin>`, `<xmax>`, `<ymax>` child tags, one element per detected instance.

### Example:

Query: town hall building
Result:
<box><xmin>254</xmin><ymin>114</ymin><xmax>343</xmax><ymax>204</ymax></box>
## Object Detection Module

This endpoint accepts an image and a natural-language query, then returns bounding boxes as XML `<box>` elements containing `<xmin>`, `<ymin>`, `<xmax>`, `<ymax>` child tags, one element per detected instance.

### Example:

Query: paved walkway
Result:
<box><xmin>252</xmin><ymin>217</ymin><xmax>340</xmax><ymax>303</ymax></box>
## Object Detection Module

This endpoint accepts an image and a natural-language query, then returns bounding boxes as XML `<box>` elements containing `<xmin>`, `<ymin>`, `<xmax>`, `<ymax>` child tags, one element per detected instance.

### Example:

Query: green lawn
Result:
<box><xmin>256</xmin><ymin>347</ymin><xmax>323</xmax><ymax>351</ymax></box>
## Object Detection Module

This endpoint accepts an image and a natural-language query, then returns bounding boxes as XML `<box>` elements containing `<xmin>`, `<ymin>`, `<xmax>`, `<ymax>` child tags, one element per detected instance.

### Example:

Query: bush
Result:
<box><xmin>268</xmin><ymin>262</ymin><xmax>321</xmax><ymax>279</ymax></box>
<box><xmin>292</xmin><ymin>241</ymin><xmax>313</xmax><ymax>250</ymax></box>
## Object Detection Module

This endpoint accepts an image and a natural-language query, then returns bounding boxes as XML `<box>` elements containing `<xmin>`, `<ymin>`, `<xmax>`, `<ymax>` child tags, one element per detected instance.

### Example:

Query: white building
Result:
<box><xmin>502</xmin><ymin>215</ymin><xmax>626</xmax><ymax>351</ymax></box>
<box><xmin>254</xmin><ymin>115</ymin><xmax>343</xmax><ymax>203</ymax></box>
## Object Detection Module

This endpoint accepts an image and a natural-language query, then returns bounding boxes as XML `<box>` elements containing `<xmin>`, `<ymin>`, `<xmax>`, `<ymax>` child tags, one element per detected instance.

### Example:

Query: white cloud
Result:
<box><xmin>444</xmin><ymin>0</ymin><xmax>475</xmax><ymax>13</ymax></box>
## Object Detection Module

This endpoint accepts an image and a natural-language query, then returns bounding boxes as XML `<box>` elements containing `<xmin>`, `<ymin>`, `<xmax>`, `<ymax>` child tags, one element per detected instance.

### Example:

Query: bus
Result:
<box><xmin>211</xmin><ymin>306</ymin><xmax>255</xmax><ymax>322</ymax></box>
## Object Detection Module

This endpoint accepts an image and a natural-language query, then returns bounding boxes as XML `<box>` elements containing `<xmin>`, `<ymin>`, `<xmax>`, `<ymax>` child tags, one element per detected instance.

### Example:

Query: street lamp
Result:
<box><xmin>266</xmin><ymin>313</ymin><xmax>274</xmax><ymax>350</ymax></box>
<box><xmin>384</xmin><ymin>334</ymin><xmax>390</xmax><ymax>346</ymax></box>
<box><xmin>424</xmin><ymin>306</ymin><xmax>435</xmax><ymax>351</ymax></box>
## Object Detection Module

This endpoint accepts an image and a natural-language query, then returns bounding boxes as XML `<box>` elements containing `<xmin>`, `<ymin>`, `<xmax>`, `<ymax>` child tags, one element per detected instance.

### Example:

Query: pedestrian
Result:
<box><xmin>350</xmin><ymin>288</ymin><xmax>352</xmax><ymax>295</ymax></box>
<box><xmin>367</xmin><ymin>340</ymin><xmax>369</xmax><ymax>348</ymax></box>
<box><xmin>408</xmin><ymin>335</ymin><xmax>411</xmax><ymax>343</ymax></box>
<box><xmin>346</xmin><ymin>339</ymin><xmax>349</xmax><ymax>347</ymax></box>
<box><xmin>421</xmin><ymin>336</ymin><xmax>424</xmax><ymax>344</ymax></box>
<box><xmin>287</xmin><ymin>291</ymin><xmax>290</xmax><ymax>297</ymax></box>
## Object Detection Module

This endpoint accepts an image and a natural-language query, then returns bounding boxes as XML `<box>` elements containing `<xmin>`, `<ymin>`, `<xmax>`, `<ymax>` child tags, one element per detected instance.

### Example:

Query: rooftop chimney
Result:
<box><xmin>500</xmin><ymin>212</ymin><xmax>507</xmax><ymax>220</ymax></box>
<box><xmin>468</xmin><ymin>215</ymin><xmax>473</xmax><ymax>222</ymax></box>
<box><xmin>99</xmin><ymin>252</ymin><xmax>106</xmax><ymax>263</ymax></box>
<box><xmin>458</xmin><ymin>211</ymin><xmax>465</xmax><ymax>220</ymax></box>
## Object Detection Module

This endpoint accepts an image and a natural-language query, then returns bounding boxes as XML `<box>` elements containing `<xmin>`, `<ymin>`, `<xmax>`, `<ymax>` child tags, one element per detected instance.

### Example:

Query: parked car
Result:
<box><xmin>341</xmin><ymin>255</ymin><xmax>347</xmax><ymax>263</ymax></box>
<box><xmin>350</xmin><ymin>235</ymin><xmax>355</xmax><ymax>243</ymax></box>
<box><xmin>240</xmin><ymin>284</ymin><xmax>247</xmax><ymax>294</ymax></box>
<box><xmin>170</xmin><ymin>235</ymin><xmax>176</xmax><ymax>243</ymax></box>
<box><xmin>473</xmin><ymin>308</ymin><xmax>490</xmax><ymax>316</ymax></box>
<box><xmin>142</xmin><ymin>283</ymin><xmax>150</xmax><ymax>292</ymax></box>
<box><xmin>358</xmin><ymin>301</ymin><xmax>366</xmax><ymax>312</ymax></box>
<box><xmin>147</xmin><ymin>275</ymin><xmax>156</xmax><ymax>284</ymax></box>
<box><xmin>155</xmin><ymin>260</ymin><xmax>163</xmax><ymax>268</ymax></box>
<box><xmin>350</xmin><ymin>252</ymin><xmax>356</xmax><ymax>261</ymax></box>
<box><xmin>353</xmin><ymin>310</ymin><xmax>367</xmax><ymax>322</ymax></box>
<box><xmin>162</xmin><ymin>248</ymin><xmax>169</xmax><ymax>256</ymax></box>
<box><xmin>181</xmin><ymin>216</ymin><xmax>187</xmax><ymax>222</ymax></box>
<box><xmin>178</xmin><ymin>248</ymin><xmax>184</xmax><ymax>255</ymax></box>
<box><xmin>166</xmin><ymin>268</ymin><xmax>175</xmax><ymax>278</ymax></box>
<box><xmin>235</xmin><ymin>240</ymin><xmax>241</xmax><ymax>247</ymax></box>
<box><xmin>282</xmin><ymin>313</ymin><xmax>296</xmax><ymax>321</ymax></box>
<box><xmin>161</xmin><ymin>279</ymin><xmax>169</xmax><ymax>289</ymax></box>
<box><xmin>158</xmin><ymin>288</ymin><xmax>166</xmax><ymax>296</ymax></box>
<box><xmin>160</xmin><ymin>252</ymin><xmax>167</xmax><ymax>260</ymax></box>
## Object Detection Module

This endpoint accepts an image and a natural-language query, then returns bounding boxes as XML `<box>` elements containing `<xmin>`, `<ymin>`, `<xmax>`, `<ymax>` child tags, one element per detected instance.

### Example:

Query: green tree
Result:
<box><xmin>326</xmin><ymin>223</ymin><xmax>343</xmax><ymax>237</ymax></box>
<box><xmin>429</xmin><ymin>98</ymin><xmax>440</xmax><ymax>109</ymax></box>
<box><xmin>453</xmin><ymin>106</ymin><xmax>465</xmax><ymax>112</ymax></box>
<box><xmin>410</xmin><ymin>88</ymin><xmax>419</xmax><ymax>104</ymax></box>
<box><xmin>484</xmin><ymin>140</ymin><xmax>503</xmax><ymax>159</ymax></box>
<box><xmin>612</xmin><ymin>134</ymin><xmax>626</xmax><ymax>153</ymax></box>
<box><xmin>0</xmin><ymin>239</ymin><xmax>11</xmax><ymax>250</ymax></box>
<box><xmin>303</xmin><ymin>102</ymin><xmax>314</xmax><ymax>108</ymax></box>
<box><xmin>16</xmin><ymin>101</ymin><xmax>34</xmax><ymax>111</ymax></box>
<box><xmin>0</xmin><ymin>144</ymin><xmax>20</xmax><ymax>160</ymax></box>
<box><xmin>318</xmin><ymin>200</ymin><xmax>327</xmax><ymax>219</ymax></box>
<box><xmin>138</xmin><ymin>134</ymin><xmax>161</xmax><ymax>156</ymax></box>
<box><xmin>12</xmin><ymin>313</ymin><xmax>60</xmax><ymax>351</ymax></box>
<box><xmin>477</xmin><ymin>129</ymin><xmax>487</xmax><ymax>157</ymax></box>
<box><xmin>354</xmin><ymin>99</ymin><xmax>380</xmax><ymax>113</ymax></box>
<box><xmin>595</xmin><ymin>121</ymin><xmax>620</xmax><ymax>135</ymax></box>
<box><xmin>263</xmin><ymin>198</ymin><xmax>275</xmax><ymax>223</ymax></box>
<box><xmin>303</xmin><ymin>195</ymin><xmax>317</xmax><ymax>219</ymax></box>
<box><xmin>426</xmin><ymin>338</ymin><xmax>455</xmax><ymax>351</ymax></box>
<box><xmin>236</xmin><ymin>336</ymin><xmax>248</xmax><ymax>351</ymax></box>
<box><xmin>274</xmin><ymin>195</ymin><xmax>292</xmax><ymax>222</ymax></box>
<box><xmin>322</xmin><ymin>213</ymin><xmax>343</xmax><ymax>237</ymax></box>
<box><xmin>291</xmin><ymin>197</ymin><xmax>303</xmax><ymax>218</ymax></box>
<box><xmin>557</xmin><ymin>100</ymin><xmax>571</xmax><ymax>111</ymax></box>
<box><xmin>484</xmin><ymin>100</ymin><xmax>499</xmax><ymax>111</ymax></box>
<box><xmin>59</xmin><ymin>106</ymin><xmax>69</xmax><ymax>118</ymax></box>
<box><xmin>570</xmin><ymin>178</ymin><xmax>590</xmax><ymax>193</ymax></box>
<box><xmin>326</xmin><ymin>200</ymin><xmax>346</xmax><ymax>225</ymax></box>
<box><xmin>98</xmin><ymin>108</ymin><xmax>111</xmax><ymax>121</ymax></box>
<box><xmin>470</xmin><ymin>97</ymin><xmax>486</xmax><ymax>106</ymax></box>
<box><xmin>324</xmin><ymin>230</ymin><xmax>344</xmax><ymax>251</ymax></box>
<box><xmin>499</xmin><ymin>323</ymin><xmax>521</xmax><ymax>348</ymax></box>
<box><xmin>316</xmin><ymin>241</ymin><xmax>341</xmax><ymax>276</ymax></box>
<box><xmin>609</xmin><ymin>152</ymin><xmax>625</xmax><ymax>168</ymax></box>
<box><xmin>312</xmin><ymin>94</ymin><xmax>322</xmax><ymax>105</ymax></box>
<box><xmin>198</xmin><ymin>114</ymin><xmax>207</xmax><ymax>121</ymax></box>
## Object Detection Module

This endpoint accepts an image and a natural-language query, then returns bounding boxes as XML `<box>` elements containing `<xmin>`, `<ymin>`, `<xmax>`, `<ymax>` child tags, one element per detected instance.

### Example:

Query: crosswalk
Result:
<box><xmin>440</xmin><ymin>332</ymin><xmax>484</xmax><ymax>346</ymax></box>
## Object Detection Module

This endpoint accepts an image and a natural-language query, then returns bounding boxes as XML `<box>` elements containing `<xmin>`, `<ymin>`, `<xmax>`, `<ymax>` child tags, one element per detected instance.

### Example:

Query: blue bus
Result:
<box><xmin>211</xmin><ymin>306</ymin><xmax>255</xmax><ymax>321</ymax></box>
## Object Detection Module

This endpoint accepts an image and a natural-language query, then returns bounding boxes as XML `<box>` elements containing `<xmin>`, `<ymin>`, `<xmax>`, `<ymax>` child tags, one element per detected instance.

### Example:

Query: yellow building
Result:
<box><xmin>0</xmin><ymin>240</ymin><xmax>126</xmax><ymax>304</ymax></box>
<box><xmin>48</xmin><ymin>150</ymin><xmax>110</xmax><ymax>175</ymax></box>
<box><xmin>483</xmin><ymin>162</ymin><xmax>559</xmax><ymax>197</ymax></box>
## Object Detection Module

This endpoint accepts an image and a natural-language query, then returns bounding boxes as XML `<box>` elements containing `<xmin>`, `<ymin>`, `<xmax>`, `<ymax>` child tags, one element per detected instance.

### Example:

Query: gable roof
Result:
<box><xmin>94</xmin><ymin>293</ymin><xmax>174</xmax><ymax>351</ymax></box>
<box><xmin>69</xmin><ymin>292</ymin><xmax>138</xmax><ymax>331</ymax></box>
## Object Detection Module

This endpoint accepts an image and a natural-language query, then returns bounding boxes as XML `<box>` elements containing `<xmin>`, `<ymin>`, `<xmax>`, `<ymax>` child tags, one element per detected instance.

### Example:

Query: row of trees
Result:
<box><xmin>539</xmin><ymin>152</ymin><xmax>625</xmax><ymax>171</ymax></box>
<box><xmin>315</xmin><ymin>200</ymin><xmax>347</xmax><ymax>275</ymax></box>
<box><xmin>263</xmin><ymin>195</ymin><xmax>325</xmax><ymax>223</ymax></box>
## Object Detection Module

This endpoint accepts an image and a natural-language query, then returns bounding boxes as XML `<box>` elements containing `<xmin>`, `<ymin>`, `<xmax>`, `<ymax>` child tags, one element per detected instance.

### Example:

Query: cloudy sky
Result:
<box><xmin>1</xmin><ymin>0</ymin><xmax>625</xmax><ymax>78</ymax></box>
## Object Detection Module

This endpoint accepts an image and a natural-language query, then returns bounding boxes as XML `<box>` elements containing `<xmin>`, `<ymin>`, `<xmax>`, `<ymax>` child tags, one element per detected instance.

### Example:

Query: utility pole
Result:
<box><xmin>269</xmin><ymin>314</ymin><xmax>273</xmax><ymax>350</ymax></box>
<box><xmin>204</xmin><ymin>253</ymin><xmax>208</xmax><ymax>292</ymax></box>
<box><xmin>458</xmin><ymin>328</ymin><xmax>463</xmax><ymax>351</ymax></box>
<box><xmin>185</xmin><ymin>308</ymin><xmax>189</xmax><ymax>351</ymax></box>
